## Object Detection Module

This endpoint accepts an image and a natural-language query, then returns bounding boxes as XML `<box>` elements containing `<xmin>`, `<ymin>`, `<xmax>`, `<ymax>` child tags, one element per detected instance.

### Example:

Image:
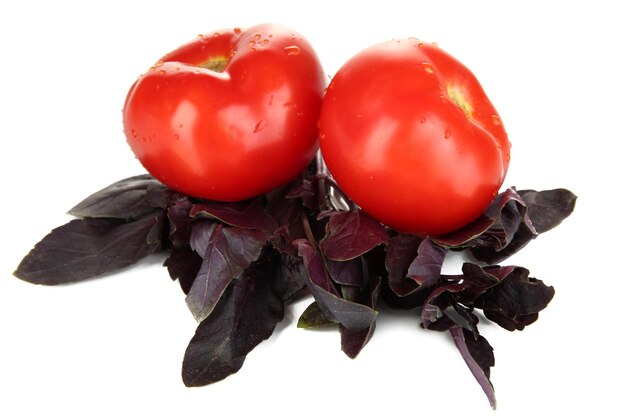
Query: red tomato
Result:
<box><xmin>123</xmin><ymin>24</ymin><xmax>325</xmax><ymax>201</ymax></box>
<box><xmin>319</xmin><ymin>39</ymin><xmax>511</xmax><ymax>236</ymax></box>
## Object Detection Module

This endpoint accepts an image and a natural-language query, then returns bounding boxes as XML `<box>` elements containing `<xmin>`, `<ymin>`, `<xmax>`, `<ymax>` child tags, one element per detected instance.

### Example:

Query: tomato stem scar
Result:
<box><xmin>446</xmin><ymin>85</ymin><xmax>473</xmax><ymax>118</ymax></box>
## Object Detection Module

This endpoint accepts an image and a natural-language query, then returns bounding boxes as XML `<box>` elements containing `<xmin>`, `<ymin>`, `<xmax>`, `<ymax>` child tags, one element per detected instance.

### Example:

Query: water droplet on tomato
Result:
<box><xmin>233</xmin><ymin>27</ymin><xmax>242</xmax><ymax>34</ymax></box>
<box><xmin>155</xmin><ymin>61</ymin><xmax>164</xmax><ymax>67</ymax></box>
<box><xmin>254</xmin><ymin>33</ymin><xmax>261</xmax><ymax>40</ymax></box>
<box><xmin>174</xmin><ymin>133</ymin><xmax>180</xmax><ymax>140</ymax></box>
<box><xmin>178</xmin><ymin>123</ymin><xmax>184</xmax><ymax>128</ymax></box>
<box><xmin>505</xmin><ymin>153</ymin><xmax>510</xmax><ymax>162</ymax></box>
<box><xmin>284</xmin><ymin>45</ymin><xmax>300</xmax><ymax>56</ymax></box>
<box><xmin>419</xmin><ymin>116</ymin><xmax>426</xmax><ymax>123</ymax></box>
<box><xmin>263</xmin><ymin>38</ymin><xmax>269</xmax><ymax>44</ymax></box>
<box><xmin>418</xmin><ymin>42</ymin><xmax>424</xmax><ymax>48</ymax></box>
<box><xmin>131</xmin><ymin>129</ymin><xmax>137</xmax><ymax>138</ymax></box>
<box><xmin>422</xmin><ymin>62</ymin><xmax>434</xmax><ymax>74</ymax></box>
<box><xmin>159</xmin><ymin>69</ymin><xmax>166</xmax><ymax>75</ymax></box>
<box><xmin>253</xmin><ymin>120</ymin><xmax>266</xmax><ymax>133</ymax></box>
<box><xmin>197</xmin><ymin>34</ymin><xmax>205</xmax><ymax>39</ymax></box>
<box><xmin>249</xmin><ymin>40</ymin><xmax>256</xmax><ymax>47</ymax></box>
<box><xmin>213</xmin><ymin>32</ymin><xmax>220</xmax><ymax>38</ymax></box>
<box><xmin>491</xmin><ymin>115</ymin><xmax>501</xmax><ymax>125</ymax></box>
<box><xmin>444</xmin><ymin>129</ymin><xmax>452</xmax><ymax>139</ymax></box>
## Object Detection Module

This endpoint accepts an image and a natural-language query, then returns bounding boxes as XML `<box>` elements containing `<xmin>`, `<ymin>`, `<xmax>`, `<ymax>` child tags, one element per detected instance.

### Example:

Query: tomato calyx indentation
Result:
<box><xmin>198</xmin><ymin>56</ymin><xmax>230</xmax><ymax>72</ymax></box>
<box><xmin>446</xmin><ymin>84</ymin><xmax>473</xmax><ymax>118</ymax></box>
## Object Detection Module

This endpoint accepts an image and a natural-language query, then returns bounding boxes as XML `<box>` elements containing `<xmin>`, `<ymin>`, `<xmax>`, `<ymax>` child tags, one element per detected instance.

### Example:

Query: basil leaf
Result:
<box><xmin>68</xmin><ymin>174</ymin><xmax>166</xmax><ymax>220</ymax></box>
<box><xmin>450</xmin><ymin>327</ymin><xmax>497</xmax><ymax>409</ymax></box>
<box><xmin>320</xmin><ymin>210</ymin><xmax>389</xmax><ymax>261</ymax></box>
<box><xmin>296</xmin><ymin>239</ymin><xmax>378</xmax><ymax>331</ymax></box>
<box><xmin>15</xmin><ymin>214</ymin><xmax>163</xmax><ymax>285</ymax></box>
<box><xmin>185</xmin><ymin>221</ymin><xmax>267</xmax><ymax>322</ymax></box>
<box><xmin>190</xmin><ymin>196</ymin><xmax>277</xmax><ymax>233</ymax></box>
<box><xmin>517</xmin><ymin>188</ymin><xmax>577</xmax><ymax>234</ymax></box>
<box><xmin>182</xmin><ymin>263</ymin><xmax>284</xmax><ymax>387</ymax></box>
<box><xmin>163</xmin><ymin>245</ymin><xmax>202</xmax><ymax>295</ymax></box>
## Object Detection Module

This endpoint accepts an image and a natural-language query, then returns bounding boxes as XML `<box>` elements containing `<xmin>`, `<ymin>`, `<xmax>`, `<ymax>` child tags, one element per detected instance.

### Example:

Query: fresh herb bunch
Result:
<box><xmin>14</xmin><ymin>157</ymin><xmax>576</xmax><ymax>409</ymax></box>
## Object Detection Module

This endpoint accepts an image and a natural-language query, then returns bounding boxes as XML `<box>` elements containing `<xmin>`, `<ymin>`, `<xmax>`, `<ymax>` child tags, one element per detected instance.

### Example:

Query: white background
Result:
<box><xmin>1</xmin><ymin>1</ymin><xmax>624</xmax><ymax>416</ymax></box>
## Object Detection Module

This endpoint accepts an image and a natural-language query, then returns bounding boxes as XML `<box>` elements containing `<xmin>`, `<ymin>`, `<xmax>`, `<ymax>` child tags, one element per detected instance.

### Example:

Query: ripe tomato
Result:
<box><xmin>123</xmin><ymin>24</ymin><xmax>325</xmax><ymax>201</ymax></box>
<box><xmin>319</xmin><ymin>39</ymin><xmax>510</xmax><ymax>236</ymax></box>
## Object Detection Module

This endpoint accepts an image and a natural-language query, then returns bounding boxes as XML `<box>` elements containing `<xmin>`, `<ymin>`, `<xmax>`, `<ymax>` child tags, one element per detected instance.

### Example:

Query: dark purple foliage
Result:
<box><xmin>320</xmin><ymin>210</ymin><xmax>389</xmax><ymax>260</ymax></box>
<box><xmin>14</xmin><ymin>170</ymin><xmax>576</xmax><ymax>407</ymax></box>
<box><xmin>15</xmin><ymin>214</ymin><xmax>163</xmax><ymax>285</ymax></box>
<box><xmin>182</xmin><ymin>260</ymin><xmax>284</xmax><ymax>386</ymax></box>
<box><xmin>186</xmin><ymin>221</ymin><xmax>267</xmax><ymax>322</ymax></box>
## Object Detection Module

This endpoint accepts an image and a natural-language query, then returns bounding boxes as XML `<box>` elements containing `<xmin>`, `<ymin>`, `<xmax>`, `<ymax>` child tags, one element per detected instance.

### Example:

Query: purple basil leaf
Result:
<box><xmin>517</xmin><ymin>189</ymin><xmax>577</xmax><ymax>234</ymax></box>
<box><xmin>433</xmin><ymin>189</ymin><xmax>518</xmax><ymax>248</ymax></box>
<box><xmin>433</xmin><ymin>214</ymin><xmax>495</xmax><ymax>248</ymax></box>
<box><xmin>167</xmin><ymin>197</ymin><xmax>195</xmax><ymax>246</ymax></box>
<box><xmin>455</xmin><ymin>263</ymin><xmax>516</xmax><ymax>305</ymax></box>
<box><xmin>474</xmin><ymin>266</ymin><xmax>555</xmax><ymax>331</ymax></box>
<box><xmin>190</xmin><ymin>197</ymin><xmax>277</xmax><ymax>233</ymax></box>
<box><xmin>163</xmin><ymin>246</ymin><xmax>203</xmax><ymax>295</ymax></box>
<box><xmin>265</xmin><ymin>179</ymin><xmax>311</xmax><ymax>231</ymax></box>
<box><xmin>68</xmin><ymin>174</ymin><xmax>165</xmax><ymax>220</ymax></box>
<box><xmin>484</xmin><ymin>310</ymin><xmax>540</xmax><ymax>331</ymax></box>
<box><xmin>470</xmin><ymin>225</ymin><xmax>537</xmax><ymax>264</ymax></box>
<box><xmin>295</xmin><ymin>239</ymin><xmax>378</xmax><ymax>330</ymax></box>
<box><xmin>182</xmin><ymin>263</ymin><xmax>284</xmax><ymax>387</ymax></box>
<box><xmin>459</xmin><ymin>189</ymin><xmax>539</xmax><ymax>264</ymax></box>
<box><xmin>407</xmin><ymin>237</ymin><xmax>447</xmax><ymax>288</ymax></box>
<box><xmin>326</xmin><ymin>258</ymin><xmax>363</xmax><ymax>287</ymax></box>
<box><xmin>421</xmin><ymin>285</ymin><xmax>464</xmax><ymax>331</ymax></box>
<box><xmin>145</xmin><ymin>182</ymin><xmax>184</xmax><ymax>209</ymax></box>
<box><xmin>268</xmin><ymin>228</ymin><xmax>311</xmax><ymax>301</ymax></box>
<box><xmin>298</xmin><ymin>301</ymin><xmax>336</xmax><ymax>328</ymax></box>
<box><xmin>285</xmin><ymin>177</ymin><xmax>317</xmax><ymax>210</ymax></box>
<box><xmin>270</xmin><ymin>226</ymin><xmax>300</xmax><ymax>258</ymax></box>
<box><xmin>295</xmin><ymin>239</ymin><xmax>339</xmax><ymax>296</ymax></box>
<box><xmin>434</xmin><ymin>188</ymin><xmax>534</xmax><ymax>251</ymax></box>
<box><xmin>15</xmin><ymin>214</ymin><xmax>163</xmax><ymax>285</ymax></box>
<box><xmin>450</xmin><ymin>326</ymin><xmax>497</xmax><ymax>410</ymax></box>
<box><xmin>340</xmin><ymin>324</ymin><xmax>376</xmax><ymax>359</ymax></box>
<box><xmin>339</xmin><ymin>275</ymin><xmax>382</xmax><ymax>358</ymax></box>
<box><xmin>384</xmin><ymin>234</ymin><xmax>422</xmax><ymax>297</ymax></box>
<box><xmin>499</xmin><ymin>201</ymin><xmax>523</xmax><ymax>247</ymax></box>
<box><xmin>274</xmin><ymin>253</ymin><xmax>309</xmax><ymax>303</ymax></box>
<box><xmin>320</xmin><ymin>210</ymin><xmax>389</xmax><ymax>261</ymax></box>
<box><xmin>186</xmin><ymin>221</ymin><xmax>267</xmax><ymax>322</ymax></box>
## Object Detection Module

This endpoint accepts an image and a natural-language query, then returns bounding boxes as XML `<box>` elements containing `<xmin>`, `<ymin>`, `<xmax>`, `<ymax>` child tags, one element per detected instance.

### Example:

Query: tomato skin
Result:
<box><xmin>123</xmin><ymin>24</ymin><xmax>325</xmax><ymax>201</ymax></box>
<box><xmin>319</xmin><ymin>39</ymin><xmax>510</xmax><ymax>236</ymax></box>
